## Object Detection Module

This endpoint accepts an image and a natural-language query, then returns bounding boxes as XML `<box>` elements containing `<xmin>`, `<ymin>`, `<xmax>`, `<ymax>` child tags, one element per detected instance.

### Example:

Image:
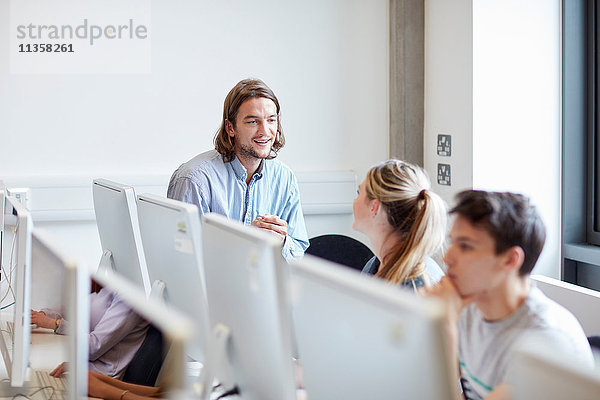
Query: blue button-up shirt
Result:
<box><xmin>167</xmin><ymin>149</ymin><xmax>309</xmax><ymax>260</ymax></box>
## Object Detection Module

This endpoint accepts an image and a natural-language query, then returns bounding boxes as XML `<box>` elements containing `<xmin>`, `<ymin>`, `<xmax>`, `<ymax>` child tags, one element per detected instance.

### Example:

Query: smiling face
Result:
<box><xmin>227</xmin><ymin>97</ymin><xmax>278</xmax><ymax>163</ymax></box>
<box><xmin>443</xmin><ymin>216</ymin><xmax>510</xmax><ymax>299</ymax></box>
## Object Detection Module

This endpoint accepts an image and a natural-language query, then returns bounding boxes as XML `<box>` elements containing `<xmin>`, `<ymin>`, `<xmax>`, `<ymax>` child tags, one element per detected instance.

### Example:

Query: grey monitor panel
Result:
<box><xmin>0</xmin><ymin>196</ymin><xmax>33</xmax><ymax>387</ymax></box>
<box><xmin>31</xmin><ymin>229</ymin><xmax>90</xmax><ymax>400</ymax></box>
<box><xmin>136</xmin><ymin>193</ymin><xmax>210</xmax><ymax>363</ymax></box>
<box><xmin>201</xmin><ymin>213</ymin><xmax>297</xmax><ymax>400</ymax></box>
<box><xmin>290</xmin><ymin>255</ymin><xmax>455</xmax><ymax>400</ymax></box>
<box><xmin>92</xmin><ymin>179</ymin><xmax>150</xmax><ymax>295</ymax></box>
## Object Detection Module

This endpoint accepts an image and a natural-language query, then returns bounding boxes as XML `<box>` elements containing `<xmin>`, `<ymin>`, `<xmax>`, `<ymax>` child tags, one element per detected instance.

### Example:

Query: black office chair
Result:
<box><xmin>122</xmin><ymin>324</ymin><xmax>165</xmax><ymax>386</ymax></box>
<box><xmin>588</xmin><ymin>335</ymin><xmax>600</xmax><ymax>351</ymax></box>
<box><xmin>305</xmin><ymin>234</ymin><xmax>374</xmax><ymax>272</ymax></box>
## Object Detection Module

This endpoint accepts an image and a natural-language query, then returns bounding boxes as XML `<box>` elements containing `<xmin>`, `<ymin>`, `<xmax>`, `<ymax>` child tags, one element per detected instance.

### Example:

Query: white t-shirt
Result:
<box><xmin>458</xmin><ymin>286</ymin><xmax>594</xmax><ymax>400</ymax></box>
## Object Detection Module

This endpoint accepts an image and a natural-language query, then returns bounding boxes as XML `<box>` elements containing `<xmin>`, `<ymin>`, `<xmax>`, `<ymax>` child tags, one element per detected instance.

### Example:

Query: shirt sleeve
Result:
<box><xmin>167</xmin><ymin>177</ymin><xmax>210</xmax><ymax>215</ymax></box>
<box><xmin>87</xmin><ymin>295</ymin><xmax>147</xmax><ymax>361</ymax></box>
<box><xmin>281</xmin><ymin>175</ymin><xmax>309</xmax><ymax>261</ymax></box>
<box><xmin>40</xmin><ymin>308</ymin><xmax>63</xmax><ymax>320</ymax></box>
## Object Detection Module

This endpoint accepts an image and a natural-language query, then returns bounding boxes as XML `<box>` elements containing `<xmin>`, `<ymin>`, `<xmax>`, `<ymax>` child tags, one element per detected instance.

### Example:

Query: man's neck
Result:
<box><xmin>236</xmin><ymin>153</ymin><xmax>262</xmax><ymax>185</ymax></box>
<box><xmin>475</xmin><ymin>276</ymin><xmax>531</xmax><ymax>322</ymax></box>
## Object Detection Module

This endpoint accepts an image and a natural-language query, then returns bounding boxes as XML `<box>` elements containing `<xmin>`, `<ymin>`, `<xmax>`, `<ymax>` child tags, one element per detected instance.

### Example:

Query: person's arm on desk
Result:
<box><xmin>31</xmin><ymin>309</ymin><xmax>65</xmax><ymax>333</ymax></box>
<box><xmin>88</xmin><ymin>371</ymin><xmax>163</xmax><ymax>400</ymax></box>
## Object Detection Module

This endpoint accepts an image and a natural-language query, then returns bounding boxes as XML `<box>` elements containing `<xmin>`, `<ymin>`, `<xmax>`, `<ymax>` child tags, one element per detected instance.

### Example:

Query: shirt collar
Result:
<box><xmin>230</xmin><ymin>156</ymin><xmax>265</xmax><ymax>182</ymax></box>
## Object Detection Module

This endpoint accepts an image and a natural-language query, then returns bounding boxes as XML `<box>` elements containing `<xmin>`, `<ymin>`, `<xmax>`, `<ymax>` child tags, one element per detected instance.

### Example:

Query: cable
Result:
<box><xmin>10</xmin><ymin>385</ymin><xmax>56</xmax><ymax>400</ymax></box>
<box><xmin>0</xmin><ymin>220</ymin><xmax>19</xmax><ymax>307</ymax></box>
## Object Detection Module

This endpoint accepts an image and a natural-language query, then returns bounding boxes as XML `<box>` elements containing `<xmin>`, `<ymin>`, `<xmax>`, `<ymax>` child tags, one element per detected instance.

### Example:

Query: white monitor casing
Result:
<box><xmin>31</xmin><ymin>229</ymin><xmax>90</xmax><ymax>400</ymax></box>
<box><xmin>136</xmin><ymin>193</ymin><xmax>210</xmax><ymax>363</ymax></box>
<box><xmin>289</xmin><ymin>255</ymin><xmax>455</xmax><ymax>400</ymax></box>
<box><xmin>201</xmin><ymin>213</ymin><xmax>297</xmax><ymax>400</ymax></box>
<box><xmin>92</xmin><ymin>179</ymin><xmax>151</xmax><ymax>295</ymax></box>
<box><xmin>92</xmin><ymin>268</ymin><xmax>196</xmax><ymax>397</ymax></box>
<box><xmin>0</xmin><ymin>196</ymin><xmax>33</xmax><ymax>387</ymax></box>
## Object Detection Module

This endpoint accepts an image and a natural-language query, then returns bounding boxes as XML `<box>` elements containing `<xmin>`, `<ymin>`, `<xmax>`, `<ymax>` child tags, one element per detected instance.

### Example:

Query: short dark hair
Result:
<box><xmin>214</xmin><ymin>78</ymin><xmax>285</xmax><ymax>163</ymax></box>
<box><xmin>450</xmin><ymin>190</ymin><xmax>546</xmax><ymax>276</ymax></box>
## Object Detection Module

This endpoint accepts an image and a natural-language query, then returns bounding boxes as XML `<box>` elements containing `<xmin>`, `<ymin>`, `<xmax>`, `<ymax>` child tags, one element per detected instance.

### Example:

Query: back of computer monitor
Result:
<box><xmin>136</xmin><ymin>193</ymin><xmax>210</xmax><ymax>363</ymax></box>
<box><xmin>92</xmin><ymin>179</ymin><xmax>150</xmax><ymax>295</ymax></box>
<box><xmin>31</xmin><ymin>229</ymin><xmax>90</xmax><ymax>400</ymax></box>
<box><xmin>201</xmin><ymin>213</ymin><xmax>297</xmax><ymax>400</ymax></box>
<box><xmin>0</xmin><ymin>196</ymin><xmax>33</xmax><ymax>387</ymax></box>
<box><xmin>92</xmin><ymin>268</ymin><xmax>196</xmax><ymax>398</ymax></box>
<box><xmin>289</xmin><ymin>255</ymin><xmax>454</xmax><ymax>400</ymax></box>
<box><xmin>510</xmin><ymin>348</ymin><xmax>600</xmax><ymax>400</ymax></box>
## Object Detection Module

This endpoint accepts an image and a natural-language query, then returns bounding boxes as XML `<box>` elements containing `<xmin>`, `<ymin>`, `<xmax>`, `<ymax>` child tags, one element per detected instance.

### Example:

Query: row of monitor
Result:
<box><xmin>0</xmin><ymin>185</ymin><xmax>89</xmax><ymax>398</ymax></box>
<box><xmin>1</xmin><ymin>179</ymin><xmax>600</xmax><ymax>399</ymax></box>
<box><xmin>92</xmin><ymin>178</ymin><xmax>457</xmax><ymax>399</ymax></box>
<box><xmin>0</xmin><ymin>182</ymin><xmax>194</xmax><ymax>400</ymax></box>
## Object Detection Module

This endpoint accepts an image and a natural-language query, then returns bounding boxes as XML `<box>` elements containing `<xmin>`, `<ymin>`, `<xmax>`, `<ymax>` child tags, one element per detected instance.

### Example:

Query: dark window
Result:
<box><xmin>588</xmin><ymin>0</ymin><xmax>600</xmax><ymax>244</ymax></box>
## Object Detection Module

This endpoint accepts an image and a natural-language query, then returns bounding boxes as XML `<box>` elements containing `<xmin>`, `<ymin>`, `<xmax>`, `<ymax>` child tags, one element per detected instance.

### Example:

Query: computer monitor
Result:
<box><xmin>92</xmin><ymin>179</ymin><xmax>151</xmax><ymax>295</ymax></box>
<box><xmin>201</xmin><ymin>213</ymin><xmax>297</xmax><ymax>400</ymax></box>
<box><xmin>92</xmin><ymin>267</ymin><xmax>197</xmax><ymax>398</ymax></box>
<box><xmin>30</xmin><ymin>228</ymin><xmax>90</xmax><ymax>400</ymax></box>
<box><xmin>0</xmin><ymin>195</ymin><xmax>33</xmax><ymax>388</ymax></box>
<box><xmin>136</xmin><ymin>193</ymin><xmax>210</xmax><ymax>363</ymax></box>
<box><xmin>509</xmin><ymin>346</ymin><xmax>600</xmax><ymax>400</ymax></box>
<box><xmin>289</xmin><ymin>255</ymin><xmax>455</xmax><ymax>400</ymax></box>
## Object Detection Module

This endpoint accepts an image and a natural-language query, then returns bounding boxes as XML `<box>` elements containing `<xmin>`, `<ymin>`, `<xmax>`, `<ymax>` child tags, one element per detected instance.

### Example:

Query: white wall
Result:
<box><xmin>425</xmin><ymin>0</ymin><xmax>561</xmax><ymax>277</ymax></box>
<box><xmin>0</xmin><ymin>0</ymin><xmax>388</xmax><ymax>267</ymax></box>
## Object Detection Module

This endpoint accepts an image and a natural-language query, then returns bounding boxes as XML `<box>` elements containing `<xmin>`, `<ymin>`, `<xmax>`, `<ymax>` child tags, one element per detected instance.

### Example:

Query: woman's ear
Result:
<box><xmin>371</xmin><ymin>198</ymin><xmax>380</xmax><ymax>216</ymax></box>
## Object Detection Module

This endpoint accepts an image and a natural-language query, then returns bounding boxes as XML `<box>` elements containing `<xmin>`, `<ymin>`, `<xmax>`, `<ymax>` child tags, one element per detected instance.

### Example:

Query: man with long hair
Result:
<box><xmin>168</xmin><ymin>79</ymin><xmax>308</xmax><ymax>260</ymax></box>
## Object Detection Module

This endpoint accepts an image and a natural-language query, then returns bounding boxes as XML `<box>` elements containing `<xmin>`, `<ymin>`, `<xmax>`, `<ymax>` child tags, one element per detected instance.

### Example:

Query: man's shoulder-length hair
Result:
<box><xmin>214</xmin><ymin>78</ymin><xmax>286</xmax><ymax>163</ymax></box>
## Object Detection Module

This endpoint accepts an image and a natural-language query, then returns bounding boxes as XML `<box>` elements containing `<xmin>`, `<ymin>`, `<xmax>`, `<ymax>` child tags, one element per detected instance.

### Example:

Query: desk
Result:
<box><xmin>0</xmin><ymin>327</ymin><xmax>67</xmax><ymax>397</ymax></box>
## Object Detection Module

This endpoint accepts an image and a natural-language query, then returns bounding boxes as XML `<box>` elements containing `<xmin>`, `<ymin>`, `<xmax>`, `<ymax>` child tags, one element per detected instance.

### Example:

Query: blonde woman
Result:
<box><xmin>353</xmin><ymin>159</ymin><xmax>447</xmax><ymax>290</ymax></box>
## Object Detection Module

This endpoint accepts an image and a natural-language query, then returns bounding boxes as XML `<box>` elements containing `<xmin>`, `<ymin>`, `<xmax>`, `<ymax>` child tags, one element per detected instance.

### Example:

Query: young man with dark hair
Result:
<box><xmin>426</xmin><ymin>190</ymin><xmax>593</xmax><ymax>400</ymax></box>
<box><xmin>168</xmin><ymin>79</ymin><xmax>309</xmax><ymax>260</ymax></box>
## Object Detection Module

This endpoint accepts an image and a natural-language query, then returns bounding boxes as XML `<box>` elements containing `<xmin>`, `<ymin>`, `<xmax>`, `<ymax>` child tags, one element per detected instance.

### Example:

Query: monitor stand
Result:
<box><xmin>193</xmin><ymin>323</ymin><xmax>232</xmax><ymax>400</ymax></box>
<box><xmin>95</xmin><ymin>250</ymin><xmax>115</xmax><ymax>276</ymax></box>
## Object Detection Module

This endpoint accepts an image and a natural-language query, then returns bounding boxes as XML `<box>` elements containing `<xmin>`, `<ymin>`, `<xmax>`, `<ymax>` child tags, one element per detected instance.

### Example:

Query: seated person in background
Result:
<box><xmin>425</xmin><ymin>190</ymin><xmax>594</xmax><ymax>400</ymax></box>
<box><xmin>168</xmin><ymin>78</ymin><xmax>309</xmax><ymax>261</ymax></box>
<box><xmin>352</xmin><ymin>159</ymin><xmax>447</xmax><ymax>290</ymax></box>
<box><xmin>31</xmin><ymin>281</ymin><xmax>149</xmax><ymax>379</ymax></box>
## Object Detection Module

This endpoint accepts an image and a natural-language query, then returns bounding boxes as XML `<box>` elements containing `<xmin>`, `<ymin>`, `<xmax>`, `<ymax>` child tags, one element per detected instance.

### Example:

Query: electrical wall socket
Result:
<box><xmin>7</xmin><ymin>187</ymin><xmax>31</xmax><ymax>210</ymax></box>
<box><xmin>437</xmin><ymin>164</ymin><xmax>451</xmax><ymax>186</ymax></box>
<box><xmin>437</xmin><ymin>134</ymin><xmax>451</xmax><ymax>156</ymax></box>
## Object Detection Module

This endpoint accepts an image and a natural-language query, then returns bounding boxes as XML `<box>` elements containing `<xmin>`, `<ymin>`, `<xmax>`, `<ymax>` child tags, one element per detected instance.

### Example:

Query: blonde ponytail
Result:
<box><xmin>365</xmin><ymin>160</ymin><xmax>447</xmax><ymax>286</ymax></box>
